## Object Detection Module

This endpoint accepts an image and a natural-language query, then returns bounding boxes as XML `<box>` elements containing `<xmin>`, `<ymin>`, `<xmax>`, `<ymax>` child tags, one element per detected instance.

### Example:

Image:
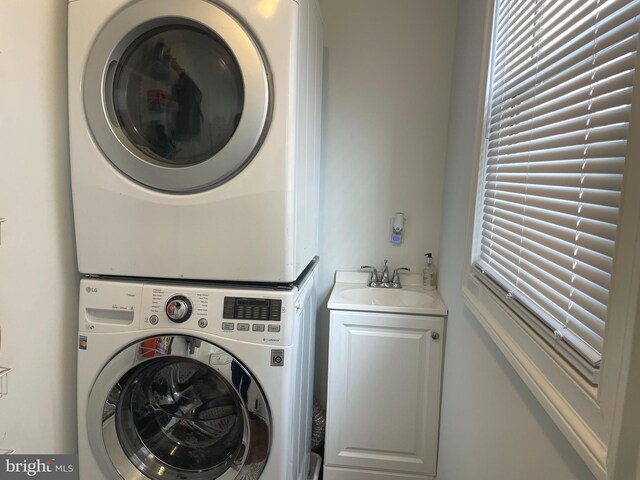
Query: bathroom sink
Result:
<box><xmin>335</xmin><ymin>286</ymin><xmax>436</xmax><ymax>307</ymax></box>
<box><xmin>328</xmin><ymin>272</ymin><xmax>447</xmax><ymax>315</ymax></box>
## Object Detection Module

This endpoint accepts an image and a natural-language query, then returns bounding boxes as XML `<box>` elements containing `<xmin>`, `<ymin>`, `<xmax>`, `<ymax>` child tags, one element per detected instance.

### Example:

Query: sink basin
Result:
<box><xmin>328</xmin><ymin>273</ymin><xmax>447</xmax><ymax>315</ymax></box>
<box><xmin>336</xmin><ymin>286</ymin><xmax>437</xmax><ymax>308</ymax></box>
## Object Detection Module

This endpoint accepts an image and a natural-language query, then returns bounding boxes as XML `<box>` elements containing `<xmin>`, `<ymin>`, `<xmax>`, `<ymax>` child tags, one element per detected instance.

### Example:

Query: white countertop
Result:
<box><xmin>327</xmin><ymin>271</ymin><xmax>448</xmax><ymax>316</ymax></box>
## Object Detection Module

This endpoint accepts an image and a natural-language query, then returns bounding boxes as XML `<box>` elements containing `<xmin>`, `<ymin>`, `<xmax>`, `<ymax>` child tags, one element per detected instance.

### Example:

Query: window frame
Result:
<box><xmin>462</xmin><ymin>1</ymin><xmax>640</xmax><ymax>478</ymax></box>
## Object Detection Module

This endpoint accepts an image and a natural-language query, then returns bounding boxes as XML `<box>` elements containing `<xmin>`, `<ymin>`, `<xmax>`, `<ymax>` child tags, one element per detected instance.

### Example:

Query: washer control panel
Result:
<box><xmin>223</xmin><ymin>297</ymin><xmax>282</xmax><ymax>321</ymax></box>
<box><xmin>165</xmin><ymin>295</ymin><xmax>193</xmax><ymax>323</ymax></box>
<box><xmin>79</xmin><ymin>279</ymin><xmax>295</xmax><ymax>345</ymax></box>
<box><xmin>148</xmin><ymin>288</ymin><xmax>210</xmax><ymax>320</ymax></box>
<box><xmin>138</xmin><ymin>284</ymin><xmax>292</xmax><ymax>345</ymax></box>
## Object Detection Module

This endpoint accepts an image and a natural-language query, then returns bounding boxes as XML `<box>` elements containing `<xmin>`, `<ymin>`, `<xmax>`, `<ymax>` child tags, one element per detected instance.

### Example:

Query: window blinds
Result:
<box><xmin>475</xmin><ymin>0</ymin><xmax>640</xmax><ymax>383</ymax></box>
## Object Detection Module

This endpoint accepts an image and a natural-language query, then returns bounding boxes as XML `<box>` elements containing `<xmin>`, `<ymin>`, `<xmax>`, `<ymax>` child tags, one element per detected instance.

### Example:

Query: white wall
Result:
<box><xmin>0</xmin><ymin>0</ymin><xmax>78</xmax><ymax>453</ymax></box>
<box><xmin>435</xmin><ymin>1</ymin><xmax>596</xmax><ymax>478</ymax></box>
<box><xmin>317</xmin><ymin>0</ymin><xmax>458</xmax><ymax>402</ymax></box>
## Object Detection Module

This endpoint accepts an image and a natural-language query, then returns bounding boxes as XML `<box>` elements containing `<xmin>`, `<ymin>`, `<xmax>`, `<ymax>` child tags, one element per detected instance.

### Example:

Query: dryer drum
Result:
<box><xmin>82</xmin><ymin>0</ymin><xmax>272</xmax><ymax>193</ymax></box>
<box><xmin>112</xmin><ymin>25</ymin><xmax>244</xmax><ymax>168</ymax></box>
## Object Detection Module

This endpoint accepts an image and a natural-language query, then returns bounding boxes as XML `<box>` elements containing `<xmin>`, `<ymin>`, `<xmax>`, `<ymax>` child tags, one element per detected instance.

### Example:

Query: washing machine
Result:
<box><xmin>77</xmin><ymin>263</ymin><xmax>317</xmax><ymax>479</ymax></box>
<box><xmin>68</xmin><ymin>0</ymin><xmax>323</xmax><ymax>282</ymax></box>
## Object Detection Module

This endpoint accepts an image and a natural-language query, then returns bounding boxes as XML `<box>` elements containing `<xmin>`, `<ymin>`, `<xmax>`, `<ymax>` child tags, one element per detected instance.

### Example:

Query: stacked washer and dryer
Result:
<box><xmin>68</xmin><ymin>0</ymin><xmax>323</xmax><ymax>479</ymax></box>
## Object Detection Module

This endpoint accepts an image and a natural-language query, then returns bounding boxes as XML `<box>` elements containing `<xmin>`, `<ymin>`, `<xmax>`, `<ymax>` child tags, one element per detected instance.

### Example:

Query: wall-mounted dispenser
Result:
<box><xmin>390</xmin><ymin>212</ymin><xmax>405</xmax><ymax>245</ymax></box>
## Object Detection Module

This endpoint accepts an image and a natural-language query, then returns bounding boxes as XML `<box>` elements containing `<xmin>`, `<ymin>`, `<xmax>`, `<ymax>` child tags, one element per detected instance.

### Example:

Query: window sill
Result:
<box><xmin>462</xmin><ymin>274</ymin><xmax>608</xmax><ymax>480</ymax></box>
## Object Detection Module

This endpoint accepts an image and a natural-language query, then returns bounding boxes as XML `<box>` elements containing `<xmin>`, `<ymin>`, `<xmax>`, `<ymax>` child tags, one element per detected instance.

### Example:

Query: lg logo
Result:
<box><xmin>86</xmin><ymin>287</ymin><xmax>98</xmax><ymax>293</ymax></box>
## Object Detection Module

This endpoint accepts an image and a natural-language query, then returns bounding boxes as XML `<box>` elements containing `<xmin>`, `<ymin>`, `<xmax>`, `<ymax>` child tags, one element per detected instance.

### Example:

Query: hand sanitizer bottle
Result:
<box><xmin>423</xmin><ymin>253</ymin><xmax>436</xmax><ymax>290</ymax></box>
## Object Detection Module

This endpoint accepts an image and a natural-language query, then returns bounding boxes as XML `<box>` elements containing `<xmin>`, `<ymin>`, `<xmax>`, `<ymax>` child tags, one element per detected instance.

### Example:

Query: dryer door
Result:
<box><xmin>87</xmin><ymin>335</ymin><xmax>270</xmax><ymax>480</ymax></box>
<box><xmin>84</xmin><ymin>0</ymin><xmax>271</xmax><ymax>193</ymax></box>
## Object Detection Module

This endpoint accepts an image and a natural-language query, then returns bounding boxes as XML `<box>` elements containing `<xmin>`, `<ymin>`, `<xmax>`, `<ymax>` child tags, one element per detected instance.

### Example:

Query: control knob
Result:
<box><xmin>165</xmin><ymin>295</ymin><xmax>192</xmax><ymax>323</ymax></box>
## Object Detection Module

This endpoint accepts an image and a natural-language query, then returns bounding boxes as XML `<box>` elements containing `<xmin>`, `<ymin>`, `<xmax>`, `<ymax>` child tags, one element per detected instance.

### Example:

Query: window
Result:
<box><xmin>473</xmin><ymin>0</ymin><xmax>640</xmax><ymax>385</ymax></box>
<box><xmin>463</xmin><ymin>1</ymin><xmax>640</xmax><ymax>477</ymax></box>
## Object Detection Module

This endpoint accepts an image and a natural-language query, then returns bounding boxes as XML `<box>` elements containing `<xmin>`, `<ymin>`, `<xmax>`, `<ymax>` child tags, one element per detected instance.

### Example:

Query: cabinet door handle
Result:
<box><xmin>431</xmin><ymin>332</ymin><xmax>440</xmax><ymax>340</ymax></box>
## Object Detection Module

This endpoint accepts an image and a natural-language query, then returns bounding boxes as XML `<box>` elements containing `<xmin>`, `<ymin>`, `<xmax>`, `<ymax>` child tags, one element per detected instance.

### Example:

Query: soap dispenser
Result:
<box><xmin>423</xmin><ymin>253</ymin><xmax>437</xmax><ymax>290</ymax></box>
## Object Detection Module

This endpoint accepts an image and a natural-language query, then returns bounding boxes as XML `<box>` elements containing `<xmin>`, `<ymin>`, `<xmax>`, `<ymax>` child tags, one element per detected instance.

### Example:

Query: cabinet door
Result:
<box><xmin>325</xmin><ymin>310</ymin><xmax>444</xmax><ymax>477</ymax></box>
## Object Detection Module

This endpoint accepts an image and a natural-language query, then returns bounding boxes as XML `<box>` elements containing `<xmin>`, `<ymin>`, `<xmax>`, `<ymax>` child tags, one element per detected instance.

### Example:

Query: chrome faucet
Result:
<box><xmin>363</xmin><ymin>261</ymin><xmax>409</xmax><ymax>288</ymax></box>
<box><xmin>361</xmin><ymin>265</ymin><xmax>379</xmax><ymax>287</ymax></box>
<box><xmin>391</xmin><ymin>267</ymin><xmax>410</xmax><ymax>288</ymax></box>
<box><xmin>380</xmin><ymin>260</ymin><xmax>390</xmax><ymax>287</ymax></box>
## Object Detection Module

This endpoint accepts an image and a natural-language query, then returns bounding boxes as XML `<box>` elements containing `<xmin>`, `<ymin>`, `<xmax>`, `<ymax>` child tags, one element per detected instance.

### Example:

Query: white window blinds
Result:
<box><xmin>475</xmin><ymin>0</ymin><xmax>640</xmax><ymax>383</ymax></box>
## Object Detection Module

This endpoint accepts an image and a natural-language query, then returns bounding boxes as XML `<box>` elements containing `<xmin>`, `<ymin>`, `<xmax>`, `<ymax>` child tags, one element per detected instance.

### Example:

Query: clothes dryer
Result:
<box><xmin>68</xmin><ymin>0</ymin><xmax>322</xmax><ymax>282</ymax></box>
<box><xmin>77</xmin><ymin>265</ymin><xmax>316</xmax><ymax>480</ymax></box>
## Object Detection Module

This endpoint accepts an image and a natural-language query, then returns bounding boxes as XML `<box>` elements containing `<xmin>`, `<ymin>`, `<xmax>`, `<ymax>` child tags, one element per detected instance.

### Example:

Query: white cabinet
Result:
<box><xmin>324</xmin><ymin>309</ymin><xmax>445</xmax><ymax>480</ymax></box>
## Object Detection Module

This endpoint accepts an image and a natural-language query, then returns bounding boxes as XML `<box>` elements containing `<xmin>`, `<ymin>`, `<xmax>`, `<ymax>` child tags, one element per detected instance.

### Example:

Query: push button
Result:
<box><xmin>252</xmin><ymin>324</ymin><xmax>265</xmax><ymax>332</ymax></box>
<box><xmin>268</xmin><ymin>325</ymin><xmax>280</xmax><ymax>333</ymax></box>
<box><xmin>237</xmin><ymin>323</ymin><xmax>250</xmax><ymax>331</ymax></box>
<box><xmin>222</xmin><ymin>322</ymin><xmax>234</xmax><ymax>331</ymax></box>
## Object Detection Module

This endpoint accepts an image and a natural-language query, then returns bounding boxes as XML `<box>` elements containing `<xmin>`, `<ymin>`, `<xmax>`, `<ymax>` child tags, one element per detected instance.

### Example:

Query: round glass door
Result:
<box><xmin>83</xmin><ymin>0</ymin><xmax>271</xmax><ymax>192</ymax></box>
<box><xmin>115</xmin><ymin>357</ymin><xmax>243</xmax><ymax>479</ymax></box>
<box><xmin>113</xmin><ymin>26</ymin><xmax>244</xmax><ymax>167</ymax></box>
<box><xmin>91</xmin><ymin>336</ymin><xmax>271</xmax><ymax>480</ymax></box>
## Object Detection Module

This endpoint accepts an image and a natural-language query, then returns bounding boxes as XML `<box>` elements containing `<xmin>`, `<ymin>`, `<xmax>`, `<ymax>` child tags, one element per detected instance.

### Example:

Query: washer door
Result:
<box><xmin>84</xmin><ymin>0</ymin><xmax>271</xmax><ymax>193</ymax></box>
<box><xmin>88</xmin><ymin>335</ymin><xmax>270</xmax><ymax>480</ymax></box>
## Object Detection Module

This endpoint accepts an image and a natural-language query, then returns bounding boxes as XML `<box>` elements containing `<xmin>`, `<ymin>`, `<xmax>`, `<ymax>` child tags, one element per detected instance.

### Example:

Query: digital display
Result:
<box><xmin>237</xmin><ymin>298</ymin><xmax>269</xmax><ymax>307</ymax></box>
<box><xmin>223</xmin><ymin>297</ymin><xmax>281</xmax><ymax>321</ymax></box>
